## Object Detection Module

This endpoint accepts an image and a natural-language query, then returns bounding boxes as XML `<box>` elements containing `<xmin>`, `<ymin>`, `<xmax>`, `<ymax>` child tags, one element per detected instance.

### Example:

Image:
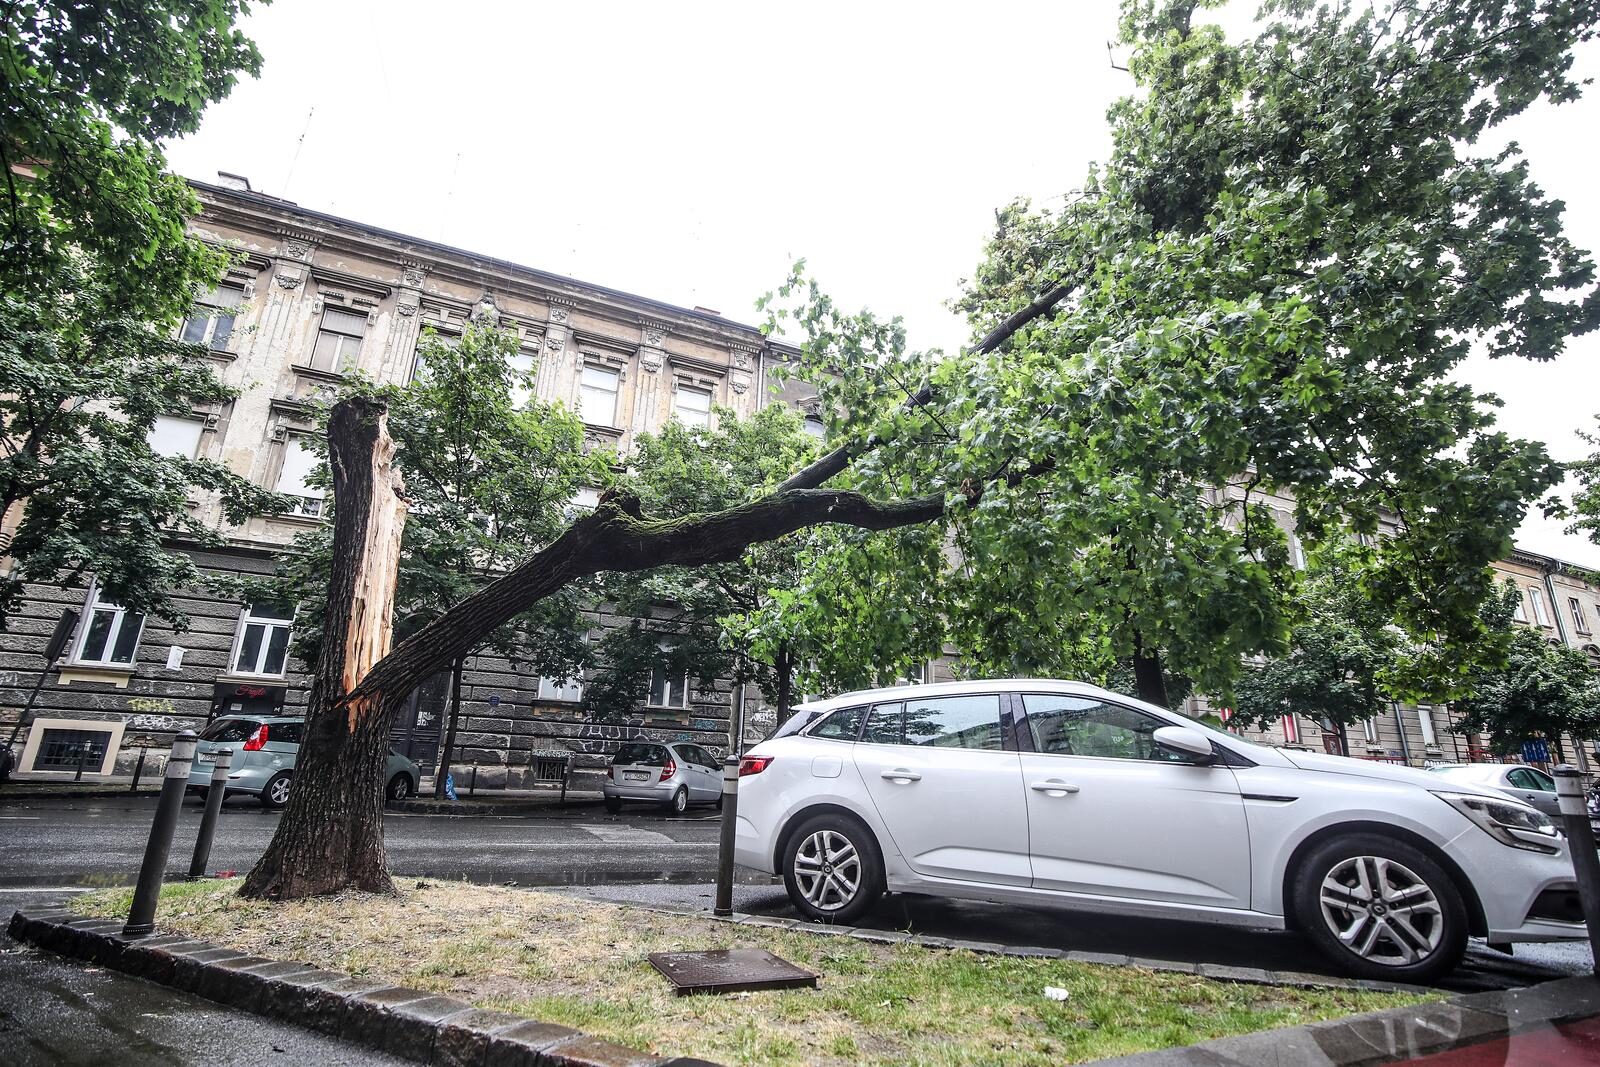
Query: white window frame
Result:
<box><xmin>179</xmin><ymin>283</ymin><xmax>244</xmax><ymax>351</ymax></box>
<box><xmin>672</xmin><ymin>383</ymin><xmax>712</xmax><ymax>429</ymax></box>
<box><xmin>649</xmin><ymin>663</ymin><xmax>689</xmax><ymax>709</ymax></box>
<box><xmin>802</xmin><ymin>414</ymin><xmax>826</xmax><ymax>440</ymax></box>
<box><xmin>71</xmin><ymin>582</ymin><xmax>146</xmax><ymax>667</ymax></box>
<box><xmin>147</xmin><ymin>414</ymin><xmax>206</xmax><ymax>459</ymax></box>
<box><xmin>579</xmin><ymin>365</ymin><xmax>620</xmax><ymax>426</ymax></box>
<box><xmin>276</xmin><ymin>434</ymin><xmax>325</xmax><ymax>518</ymax></box>
<box><xmin>509</xmin><ymin>348</ymin><xmax>537</xmax><ymax>409</ymax></box>
<box><xmin>311</xmin><ymin>306</ymin><xmax>368</xmax><ymax>373</ymax></box>
<box><xmin>537</xmin><ymin>673</ymin><xmax>584</xmax><ymax>703</ymax></box>
<box><xmin>1361</xmin><ymin>718</ymin><xmax>1381</xmax><ymax>744</ymax></box>
<box><xmin>229</xmin><ymin>603</ymin><xmax>294</xmax><ymax>678</ymax></box>
<box><xmin>1570</xmin><ymin>597</ymin><xmax>1590</xmax><ymax>636</ymax></box>
<box><xmin>1528</xmin><ymin>586</ymin><xmax>1551</xmax><ymax>627</ymax></box>
<box><xmin>1513</xmin><ymin>592</ymin><xmax>1529</xmax><ymax>622</ymax></box>
<box><xmin>1417</xmin><ymin>704</ymin><xmax>1437</xmax><ymax>746</ymax></box>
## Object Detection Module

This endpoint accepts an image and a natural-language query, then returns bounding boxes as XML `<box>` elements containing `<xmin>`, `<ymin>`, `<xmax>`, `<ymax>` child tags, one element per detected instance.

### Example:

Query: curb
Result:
<box><xmin>6</xmin><ymin>909</ymin><xmax>722</xmax><ymax>1067</ymax></box>
<box><xmin>1087</xmin><ymin>975</ymin><xmax>1600</xmax><ymax>1065</ymax></box>
<box><xmin>575</xmin><ymin>894</ymin><xmax>1430</xmax><ymax>996</ymax></box>
<box><xmin>0</xmin><ymin>786</ymin><xmax>163</xmax><ymax>800</ymax></box>
<box><xmin>392</xmin><ymin>796</ymin><xmax>604</xmax><ymax>817</ymax></box>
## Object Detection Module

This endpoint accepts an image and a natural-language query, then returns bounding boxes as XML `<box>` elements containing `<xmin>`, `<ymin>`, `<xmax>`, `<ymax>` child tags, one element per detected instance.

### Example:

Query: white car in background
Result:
<box><xmin>1423</xmin><ymin>762</ymin><xmax>1562</xmax><ymax>818</ymax></box>
<box><xmin>733</xmin><ymin>679</ymin><xmax>1585</xmax><ymax>983</ymax></box>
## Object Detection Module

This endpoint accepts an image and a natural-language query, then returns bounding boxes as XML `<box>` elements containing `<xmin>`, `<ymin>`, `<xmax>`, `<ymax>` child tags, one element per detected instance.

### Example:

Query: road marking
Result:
<box><xmin>490</xmin><ymin>842</ymin><xmax>713</xmax><ymax>850</ymax></box>
<box><xmin>0</xmin><ymin>887</ymin><xmax>91</xmax><ymax>893</ymax></box>
<box><xmin>575</xmin><ymin>823</ymin><xmax>676</xmax><ymax>845</ymax></box>
<box><xmin>0</xmin><ymin>816</ymin><xmax>41</xmax><ymax>820</ymax></box>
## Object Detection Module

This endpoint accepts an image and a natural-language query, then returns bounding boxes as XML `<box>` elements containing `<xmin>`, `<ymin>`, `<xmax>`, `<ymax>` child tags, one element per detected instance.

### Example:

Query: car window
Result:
<box><xmin>614</xmin><ymin>743</ymin><xmax>668</xmax><ymax>766</ymax></box>
<box><xmin>861</xmin><ymin>695</ymin><xmax>1004</xmax><ymax>751</ymax></box>
<box><xmin>810</xmin><ymin>705</ymin><xmax>866</xmax><ymax>741</ymax></box>
<box><xmin>1023</xmin><ymin>694</ymin><xmax>1190</xmax><ymax>762</ymax></box>
<box><xmin>689</xmin><ymin>745</ymin><xmax>714</xmax><ymax>768</ymax></box>
<box><xmin>1507</xmin><ymin>768</ymin><xmax>1551</xmax><ymax>791</ymax></box>
<box><xmin>271</xmin><ymin>722</ymin><xmax>304</xmax><ymax>746</ymax></box>
<box><xmin>199</xmin><ymin>718</ymin><xmax>259</xmax><ymax>743</ymax></box>
<box><xmin>1528</xmin><ymin>768</ymin><xmax>1555</xmax><ymax>791</ymax></box>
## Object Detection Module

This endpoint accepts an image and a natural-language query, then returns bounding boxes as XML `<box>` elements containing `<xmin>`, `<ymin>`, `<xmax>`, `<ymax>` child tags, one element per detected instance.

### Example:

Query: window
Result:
<box><xmin>580</xmin><ymin>365</ymin><xmax>620</xmax><ymax>425</ymax></box>
<box><xmin>649</xmin><ymin>664</ymin><xmax>689</xmax><ymax>708</ymax></box>
<box><xmin>509</xmin><ymin>349</ymin><xmax>536</xmax><ymax>408</ymax></box>
<box><xmin>672</xmin><ymin>384</ymin><xmax>712</xmax><ymax>429</ymax></box>
<box><xmin>570</xmin><ymin>486</ymin><xmax>602</xmax><ymax>514</ymax></box>
<box><xmin>32</xmin><ymin>728</ymin><xmax>112</xmax><ymax>771</ymax></box>
<box><xmin>810</xmin><ymin>705</ymin><xmax>867</xmax><ymax>741</ymax></box>
<box><xmin>231</xmin><ymin>603</ymin><xmax>292</xmax><ymax>677</ymax></box>
<box><xmin>199</xmin><ymin>718</ymin><xmax>262</xmax><ymax>743</ymax></box>
<box><xmin>1528</xmin><ymin>587</ymin><xmax>1551</xmax><ymax>626</ymax></box>
<box><xmin>1417</xmin><ymin>704</ymin><xmax>1437</xmax><ymax>746</ymax></box>
<box><xmin>1280</xmin><ymin>714</ymin><xmax>1300</xmax><ymax>745</ymax></box>
<box><xmin>74</xmin><ymin>585</ymin><xmax>145</xmax><ymax>667</ymax></box>
<box><xmin>1507</xmin><ymin>767</ymin><xmax>1554</xmax><ymax>792</ymax></box>
<box><xmin>1570</xmin><ymin>598</ymin><xmax>1590</xmax><ymax>635</ymax></box>
<box><xmin>276</xmin><ymin>435</ymin><xmax>324</xmax><ymax>517</ymax></box>
<box><xmin>802</xmin><ymin>414</ymin><xmax>826</xmax><ymax>440</ymax></box>
<box><xmin>310</xmin><ymin>306</ymin><xmax>367</xmax><ymax>372</ymax></box>
<box><xmin>537</xmin><ymin>673</ymin><xmax>583</xmax><ymax>703</ymax></box>
<box><xmin>147</xmin><ymin>415</ymin><xmax>205</xmax><ymax>459</ymax></box>
<box><xmin>1513</xmin><ymin>593</ymin><xmax>1529</xmax><ymax>623</ymax></box>
<box><xmin>1362</xmin><ymin>718</ymin><xmax>1380</xmax><ymax>744</ymax></box>
<box><xmin>862</xmin><ymin>694</ymin><xmax>1003</xmax><ymax>750</ymax></box>
<box><xmin>180</xmin><ymin>283</ymin><xmax>244</xmax><ymax>351</ymax></box>
<box><xmin>1021</xmin><ymin>693</ymin><xmax>1190</xmax><ymax>761</ymax></box>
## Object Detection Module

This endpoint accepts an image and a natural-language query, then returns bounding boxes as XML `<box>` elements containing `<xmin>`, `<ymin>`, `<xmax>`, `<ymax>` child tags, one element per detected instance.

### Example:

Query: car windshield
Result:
<box><xmin>199</xmin><ymin>718</ymin><xmax>259</xmax><ymax>743</ymax></box>
<box><xmin>613</xmin><ymin>743</ymin><xmax>668</xmax><ymax>766</ymax></box>
<box><xmin>773</xmin><ymin>707</ymin><xmax>826</xmax><ymax>739</ymax></box>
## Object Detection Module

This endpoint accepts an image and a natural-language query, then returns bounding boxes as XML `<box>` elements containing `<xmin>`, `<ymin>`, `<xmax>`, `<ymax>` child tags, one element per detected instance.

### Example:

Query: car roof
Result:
<box><xmin>791</xmin><ymin>678</ymin><xmax>1129</xmax><ymax>716</ymax></box>
<box><xmin>1427</xmin><ymin>763</ymin><xmax>1511</xmax><ymax>780</ymax></box>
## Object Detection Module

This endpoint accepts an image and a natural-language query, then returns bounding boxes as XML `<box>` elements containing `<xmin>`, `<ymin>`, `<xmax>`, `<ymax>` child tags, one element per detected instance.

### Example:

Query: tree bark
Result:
<box><xmin>774</xmin><ymin>641</ymin><xmax>794</xmax><ymax>725</ymax></box>
<box><xmin>432</xmin><ymin>656</ymin><xmax>463</xmax><ymax>800</ymax></box>
<box><xmin>1131</xmin><ymin>635</ymin><xmax>1170</xmax><ymax>709</ymax></box>
<box><xmin>1336</xmin><ymin>721</ymin><xmax>1351</xmax><ymax>758</ymax></box>
<box><xmin>240</xmin><ymin>396</ymin><xmax>407</xmax><ymax>899</ymax></box>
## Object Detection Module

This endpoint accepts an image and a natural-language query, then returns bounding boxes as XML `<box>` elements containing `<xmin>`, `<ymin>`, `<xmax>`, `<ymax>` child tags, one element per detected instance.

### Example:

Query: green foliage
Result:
<box><xmin>259</xmin><ymin>323</ymin><xmax>606</xmax><ymax>677</ymax></box>
<box><xmin>1453</xmin><ymin>583</ymin><xmax>1600</xmax><ymax>751</ymax></box>
<box><xmin>0</xmin><ymin>1</ymin><xmax>272</xmax><ymax>624</ymax></box>
<box><xmin>1572</xmin><ymin>414</ymin><xmax>1600</xmax><ymax>549</ymax></box>
<box><xmin>762</xmin><ymin>0</ymin><xmax>1595</xmax><ymax>704</ymax></box>
<box><xmin>582</xmin><ymin>405</ymin><xmax>823</xmax><ymax>719</ymax></box>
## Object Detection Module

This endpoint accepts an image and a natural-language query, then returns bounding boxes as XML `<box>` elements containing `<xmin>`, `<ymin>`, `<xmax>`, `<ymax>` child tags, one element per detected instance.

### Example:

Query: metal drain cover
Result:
<box><xmin>647</xmin><ymin>948</ymin><xmax>819</xmax><ymax>995</ymax></box>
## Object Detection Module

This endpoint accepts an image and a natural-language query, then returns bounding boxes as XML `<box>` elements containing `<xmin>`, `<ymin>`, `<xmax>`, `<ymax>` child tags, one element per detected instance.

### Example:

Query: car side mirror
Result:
<box><xmin>1153</xmin><ymin>726</ymin><xmax>1217</xmax><ymax>764</ymax></box>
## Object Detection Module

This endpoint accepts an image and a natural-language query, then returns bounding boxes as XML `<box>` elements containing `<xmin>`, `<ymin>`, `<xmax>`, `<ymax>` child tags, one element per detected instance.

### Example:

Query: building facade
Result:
<box><xmin>0</xmin><ymin>176</ymin><xmax>812</xmax><ymax>786</ymax></box>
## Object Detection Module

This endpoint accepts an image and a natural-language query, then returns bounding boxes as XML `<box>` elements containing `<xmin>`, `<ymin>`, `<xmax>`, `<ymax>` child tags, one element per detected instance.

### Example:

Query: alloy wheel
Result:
<box><xmin>269</xmin><ymin>776</ymin><xmax>292</xmax><ymax>806</ymax></box>
<box><xmin>792</xmin><ymin>829</ymin><xmax>862</xmax><ymax>912</ymax></box>
<box><xmin>1318</xmin><ymin>855</ymin><xmax>1444</xmax><ymax>966</ymax></box>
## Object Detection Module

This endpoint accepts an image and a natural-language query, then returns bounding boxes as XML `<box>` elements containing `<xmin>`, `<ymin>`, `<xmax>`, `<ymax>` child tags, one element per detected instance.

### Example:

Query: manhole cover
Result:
<box><xmin>647</xmin><ymin>948</ymin><xmax>818</xmax><ymax>996</ymax></box>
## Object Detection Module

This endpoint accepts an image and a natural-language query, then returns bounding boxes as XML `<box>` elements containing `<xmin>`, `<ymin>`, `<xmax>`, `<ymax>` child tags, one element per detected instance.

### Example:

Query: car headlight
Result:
<box><xmin>1432</xmin><ymin>791</ymin><xmax>1561</xmax><ymax>854</ymax></box>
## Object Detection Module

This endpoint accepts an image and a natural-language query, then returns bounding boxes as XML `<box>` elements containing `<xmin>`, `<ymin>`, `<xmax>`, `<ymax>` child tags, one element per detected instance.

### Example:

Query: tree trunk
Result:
<box><xmin>1131</xmin><ymin>638</ymin><xmax>1170</xmax><ymax>709</ymax></box>
<box><xmin>240</xmin><ymin>397</ymin><xmax>408</xmax><ymax>899</ymax></box>
<box><xmin>1336</xmin><ymin>721</ymin><xmax>1351</xmax><ymax>758</ymax></box>
<box><xmin>774</xmin><ymin>641</ymin><xmax>794</xmax><ymax>725</ymax></box>
<box><xmin>432</xmin><ymin>656</ymin><xmax>464</xmax><ymax>799</ymax></box>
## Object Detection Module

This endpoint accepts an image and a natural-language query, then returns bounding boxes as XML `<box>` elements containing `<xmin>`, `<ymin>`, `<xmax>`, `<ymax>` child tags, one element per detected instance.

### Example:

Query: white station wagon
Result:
<box><xmin>732</xmin><ymin>679</ymin><xmax>1586</xmax><ymax>982</ymax></box>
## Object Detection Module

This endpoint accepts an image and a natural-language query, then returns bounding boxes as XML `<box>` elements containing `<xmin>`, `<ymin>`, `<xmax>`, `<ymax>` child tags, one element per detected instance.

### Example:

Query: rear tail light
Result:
<box><xmin>739</xmin><ymin>755</ymin><xmax>774</xmax><ymax>776</ymax></box>
<box><xmin>242</xmin><ymin>724</ymin><xmax>269</xmax><ymax>752</ymax></box>
<box><xmin>609</xmin><ymin>765</ymin><xmax>617</xmax><ymax>780</ymax></box>
<box><xmin>660</xmin><ymin>758</ymin><xmax>677</xmax><ymax>780</ymax></box>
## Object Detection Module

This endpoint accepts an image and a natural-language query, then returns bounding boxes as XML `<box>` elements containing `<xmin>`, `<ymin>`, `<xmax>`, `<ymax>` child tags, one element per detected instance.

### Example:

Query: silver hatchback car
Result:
<box><xmin>187</xmin><ymin>715</ymin><xmax>421</xmax><ymax>809</ymax></box>
<box><xmin>602</xmin><ymin>741</ymin><xmax>723</xmax><ymax>815</ymax></box>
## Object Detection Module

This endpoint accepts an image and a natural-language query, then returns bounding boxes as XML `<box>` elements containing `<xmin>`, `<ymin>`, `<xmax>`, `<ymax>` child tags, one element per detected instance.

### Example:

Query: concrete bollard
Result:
<box><xmin>714</xmin><ymin>755</ymin><xmax>740</xmax><ymax>917</ymax></box>
<box><xmin>187</xmin><ymin>748</ymin><xmax>233</xmax><ymax>879</ymax></box>
<box><xmin>1552</xmin><ymin>765</ymin><xmax>1600</xmax><ymax>971</ymax></box>
<box><xmin>123</xmin><ymin>731</ymin><xmax>197</xmax><ymax>938</ymax></box>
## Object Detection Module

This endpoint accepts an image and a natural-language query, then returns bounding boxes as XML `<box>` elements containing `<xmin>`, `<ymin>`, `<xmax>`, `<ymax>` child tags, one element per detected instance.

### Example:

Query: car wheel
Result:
<box><xmin>1292</xmin><ymin>833</ymin><xmax>1467</xmax><ymax>983</ymax></box>
<box><xmin>782</xmin><ymin>812</ymin><xmax>884</xmax><ymax>925</ymax></box>
<box><xmin>604</xmin><ymin>796</ymin><xmax>623</xmax><ymax>814</ymax></box>
<box><xmin>386</xmin><ymin>773</ymin><xmax>412</xmax><ymax>802</ymax></box>
<box><xmin>663</xmin><ymin>787</ymin><xmax>688</xmax><ymax>816</ymax></box>
<box><xmin>260</xmin><ymin>771</ymin><xmax>293</xmax><ymax>810</ymax></box>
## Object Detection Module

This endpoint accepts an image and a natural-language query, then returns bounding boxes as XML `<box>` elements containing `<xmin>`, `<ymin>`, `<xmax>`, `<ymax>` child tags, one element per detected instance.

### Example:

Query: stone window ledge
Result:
<box><xmin>56</xmin><ymin>664</ymin><xmax>136</xmax><ymax>689</ymax></box>
<box><xmin>212</xmin><ymin>674</ymin><xmax>289</xmax><ymax>688</ymax></box>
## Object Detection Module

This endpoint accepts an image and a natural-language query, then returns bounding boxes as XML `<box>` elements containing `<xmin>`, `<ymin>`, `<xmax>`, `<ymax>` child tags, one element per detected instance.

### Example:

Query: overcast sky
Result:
<box><xmin>165</xmin><ymin>0</ymin><xmax>1600</xmax><ymax>568</ymax></box>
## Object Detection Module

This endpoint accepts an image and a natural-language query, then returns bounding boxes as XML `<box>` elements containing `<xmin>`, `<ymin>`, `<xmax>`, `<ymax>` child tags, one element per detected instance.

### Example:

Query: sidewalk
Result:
<box><xmin>393</xmin><ymin>786</ymin><xmax>606</xmax><ymax>816</ymax></box>
<box><xmin>0</xmin><ymin>778</ymin><xmax>162</xmax><ymax>800</ymax></box>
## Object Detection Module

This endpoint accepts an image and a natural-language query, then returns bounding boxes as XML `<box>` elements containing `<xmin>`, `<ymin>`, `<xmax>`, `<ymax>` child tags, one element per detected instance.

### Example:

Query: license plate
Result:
<box><xmin>624</xmin><ymin>771</ymin><xmax>649</xmax><ymax>782</ymax></box>
<box><xmin>196</xmin><ymin>754</ymin><xmax>214</xmax><ymax>764</ymax></box>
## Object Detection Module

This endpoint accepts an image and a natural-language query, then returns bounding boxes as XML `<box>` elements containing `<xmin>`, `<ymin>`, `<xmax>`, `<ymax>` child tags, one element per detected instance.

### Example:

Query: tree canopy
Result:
<box><xmin>0</xmin><ymin>0</ymin><xmax>277</xmax><ymax>623</ymax></box>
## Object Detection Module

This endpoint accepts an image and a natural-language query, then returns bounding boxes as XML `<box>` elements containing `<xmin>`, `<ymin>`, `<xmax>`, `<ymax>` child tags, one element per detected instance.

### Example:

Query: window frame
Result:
<box><xmin>228</xmin><ymin>603</ymin><xmax>294</xmax><ymax>679</ymax></box>
<box><xmin>537</xmin><ymin>672</ymin><xmax>584</xmax><ymax>703</ymax></box>
<box><xmin>311</xmin><ymin>305</ymin><xmax>368</xmax><ymax>373</ymax></box>
<box><xmin>648</xmin><ymin>663</ymin><xmax>690</xmax><ymax>709</ymax></box>
<box><xmin>1570</xmin><ymin>597</ymin><xmax>1590</xmax><ymax>636</ymax></box>
<box><xmin>179</xmin><ymin>282</ymin><xmax>245</xmax><ymax>351</ymax></box>
<box><xmin>671</xmin><ymin>383</ymin><xmax>713</xmax><ymax>429</ymax></box>
<box><xmin>147</xmin><ymin>414</ymin><xmax>207</xmax><ymax>460</ymax></box>
<box><xmin>858</xmin><ymin>692</ymin><xmax>1011</xmax><ymax>752</ymax></box>
<box><xmin>71</xmin><ymin>582</ymin><xmax>146</xmax><ymax>668</ymax></box>
<box><xmin>276</xmin><ymin>433</ymin><xmax>325</xmax><ymax>518</ymax></box>
<box><xmin>579</xmin><ymin>364</ymin><xmax>621</xmax><ymax>427</ymax></box>
<box><xmin>1013</xmin><ymin>691</ymin><xmax>1196</xmax><ymax>763</ymax></box>
<box><xmin>1528</xmin><ymin>586</ymin><xmax>1552</xmax><ymax>627</ymax></box>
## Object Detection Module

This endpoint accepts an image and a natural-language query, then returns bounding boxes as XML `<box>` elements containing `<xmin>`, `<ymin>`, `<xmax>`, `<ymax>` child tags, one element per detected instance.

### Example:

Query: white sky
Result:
<box><xmin>165</xmin><ymin>0</ymin><xmax>1600</xmax><ymax>568</ymax></box>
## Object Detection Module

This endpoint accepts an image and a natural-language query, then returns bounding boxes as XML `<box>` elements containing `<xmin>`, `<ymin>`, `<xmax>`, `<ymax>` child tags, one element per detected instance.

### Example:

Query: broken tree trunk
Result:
<box><xmin>241</xmin><ymin>396</ymin><xmax>408</xmax><ymax>899</ymax></box>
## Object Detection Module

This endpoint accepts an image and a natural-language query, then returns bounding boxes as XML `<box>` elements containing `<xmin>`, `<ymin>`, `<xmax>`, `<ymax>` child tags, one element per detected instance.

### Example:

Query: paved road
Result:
<box><xmin>0</xmin><ymin>794</ymin><xmax>730</xmax><ymax>889</ymax></box>
<box><xmin>0</xmin><ymin>889</ymin><xmax>404</xmax><ymax>1066</ymax></box>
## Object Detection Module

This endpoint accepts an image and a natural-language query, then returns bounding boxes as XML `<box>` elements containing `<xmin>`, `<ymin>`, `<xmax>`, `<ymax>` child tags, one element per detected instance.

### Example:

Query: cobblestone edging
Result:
<box><xmin>6</xmin><ymin>910</ymin><xmax>721</xmax><ymax>1067</ymax></box>
<box><xmin>587</xmin><ymin>896</ymin><xmax>1430</xmax><ymax>996</ymax></box>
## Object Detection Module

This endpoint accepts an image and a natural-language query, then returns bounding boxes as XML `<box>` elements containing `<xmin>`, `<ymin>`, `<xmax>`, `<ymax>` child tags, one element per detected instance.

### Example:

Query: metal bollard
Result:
<box><xmin>714</xmin><ymin>755</ymin><xmax>740</xmax><ymax>917</ymax></box>
<box><xmin>187</xmin><ymin>748</ymin><xmax>232</xmax><ymax>879</ymax></box>
<box><xmin>123</xmin><ymin>731</ymin><xmax>197</xmax><ymax>938</ymax></box>
<box><xmin>1553</xmin><ymin>766</ymin><xmax>1600</xmax><ymax>971</ymax></box>
<box><xmin>129</xmin><ymin>747</ymin><xmax>146</xmax><ymax>793</ymax></box>
<box><xmin>469</xmin><ymin>763</ymin><xmax>478</xmax><ymax>796</ymax></box>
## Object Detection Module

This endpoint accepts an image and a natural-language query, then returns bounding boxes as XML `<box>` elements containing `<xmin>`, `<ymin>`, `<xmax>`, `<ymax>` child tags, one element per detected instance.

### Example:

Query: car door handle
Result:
<box><xmin>1030</xmin><ymin>780</ymin><xmax>1080</xmax><ymax>795</ymax></box>
<box><xmin>881</xmin><ymin>769</ymin><xmax>921</xmax><ymax>783</ymax></box>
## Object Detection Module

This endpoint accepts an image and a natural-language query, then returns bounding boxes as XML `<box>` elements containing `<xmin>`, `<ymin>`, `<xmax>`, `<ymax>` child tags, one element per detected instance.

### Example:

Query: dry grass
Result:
<box><xmin>74</xmin><ymin>880</ymin><xmax>1429</xmax><ymax>1066</ymax></box>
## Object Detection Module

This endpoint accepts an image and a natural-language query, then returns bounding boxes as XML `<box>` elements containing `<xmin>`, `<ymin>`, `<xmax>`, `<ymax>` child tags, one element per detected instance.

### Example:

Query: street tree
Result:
<box><xmin>1572</xmin><ymin>415</ymin><xmax>1600</xmax><ymax>549</ymax></box>
<box><xmin>1453</xmin><ymin>584</ymin><xmax>1600</xmax><ymax>761</ymax></box>
<box><xmin>242</xmin><ymin>0</ymin><xmax>1600</xmax><ymax>900</ymax></box>
<box><xmin>255</xmin><ymin>322</ymin><xmax>605</xmax><ymax>794</ymax></box>
<box><xmin>0</xmin><ymin>0</ymin><xmax>274</xmax><ymax>624</ymax></box>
